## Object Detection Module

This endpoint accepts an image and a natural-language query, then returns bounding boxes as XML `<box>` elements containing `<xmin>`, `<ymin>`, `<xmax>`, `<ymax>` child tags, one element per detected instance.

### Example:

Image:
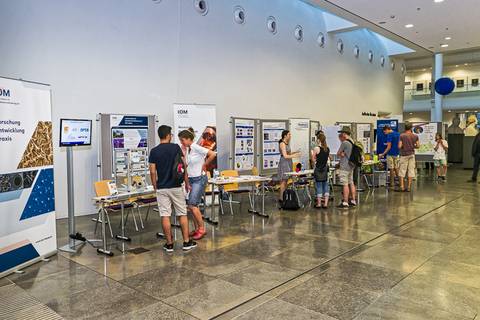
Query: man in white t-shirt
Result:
<box><xmin>433</xmin><ymin>133</ymin><xmax>448</xmax><ymax>180</ymax></box>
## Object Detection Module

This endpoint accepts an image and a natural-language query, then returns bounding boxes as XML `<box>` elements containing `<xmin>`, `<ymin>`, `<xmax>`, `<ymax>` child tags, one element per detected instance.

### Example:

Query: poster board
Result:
<box><xmin>398</xmin><ymin>122</ymin><xmax>443</xmax><ymax>162</ymax></box>
<box><xmin>0</xmin><ymin>76</ymin><xmax>56</xmax><ymax>278</ymax></box>
<box><xmin>310</xmin><ymin>121</ymin><xmax>320</xmax><ymax>150</ymax></box>
<box><xmin>324</xmin><ymin>125</ymin><xmax>341</xmax><ymax>155</ymax></box>
<box><xmin>289</xmin><ymin>118</ymin><xmax>310</xmax><ymax>170</ymax></box>
<box><xmin>376</xmin><ymin>119</ymin><xmax>399</xmax><ymax>155</ymax></box>
<box><xmin>231</xmin><ymin>118</ymin><xmax>256</xmax><ymax>173</ymax></box>
<box><xmin>99</xmin><ymin>114</ymin><xmax>157</xmax><ymax>180</ymax></box>
<box><xmin>354</xmin><ymin>123</ymin><xmax>374</xmax><ymax>154</ymax></box>
<box><xmin>259</xmin><ymin>119</ymin><xmax>288</xmax><ymax>175</ymax></box>
<box><xmin>173</xmin><ymin>104</ymin><xmax>217</xmax><ymax>173</ymax></box>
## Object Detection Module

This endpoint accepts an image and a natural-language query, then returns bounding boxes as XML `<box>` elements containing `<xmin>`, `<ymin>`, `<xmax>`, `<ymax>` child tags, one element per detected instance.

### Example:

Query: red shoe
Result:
<box><xmin>189</xmin><ymin>230</ymin><xmax>198</xmax><ymax>237</ymax></box>
<box><xmin>193</xmin><ymin>229</ymin><xmax>206</xmax><ymax>240</ymax></box>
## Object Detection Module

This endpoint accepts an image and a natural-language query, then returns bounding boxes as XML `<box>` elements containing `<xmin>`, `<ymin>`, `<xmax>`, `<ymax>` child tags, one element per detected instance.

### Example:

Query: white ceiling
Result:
<box><xmin>325</xmin><ymin>0</ymin><xmax>480</xmax><ymax>54</ymax></box>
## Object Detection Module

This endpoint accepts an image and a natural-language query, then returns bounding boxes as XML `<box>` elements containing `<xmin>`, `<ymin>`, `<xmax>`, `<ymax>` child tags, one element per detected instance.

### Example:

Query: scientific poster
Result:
<box><xmin>234</xmin><ymin>119</ymin><xmax>255</xmax><ymax>171</ymax></box>
<box><xmin>324</xmin><ymin>125</ymin><xmax>341</xmax><ymax>155</ymax></box>
<box><xmin>377</xmin><ymin>119</ymin><xmax>398</xmax><ymax>155</ymax></box>
<box><xmin>110</xmin><ymin>115</ymin><xmax>149</xmax><ymax>150</ymax></box>
<box><xmin>262</xmin><ymin>121</ymin><xmax>287</xmax><ymax>170</ymax></box>
<box><xmin>0</xmin><ymin>77</ymin><xmax>56</xmax><ymax>278</ymax></box>
<box><xmin>289</xmin><ymin>118</ymin><xmax>310</xmax><ymax>170</ymax></box>
<box><xmin>356</xmin><ymin>123</ymin><xmax>372</xmax><ymax>154</ymax></box>
<box><xmin>413</xmin><ymin>123</ymin><xmax>437</xmax><ymax>155</ymax></box>
<box><xmin>173</xmin><ymin>104</ymin><xmax>217</xmax><ymax>172</ymax></box>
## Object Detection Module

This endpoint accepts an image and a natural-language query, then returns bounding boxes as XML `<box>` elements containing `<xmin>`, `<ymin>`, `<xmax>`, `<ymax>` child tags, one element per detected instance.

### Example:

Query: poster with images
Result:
<box><xmin>234</xmin><ymin>119</ymin><xmax>255</xmax><ymax>171</ymax></box>
<box><xmin>289</xmin><ymin>118</ymin><xmax>310</xmax><ymax>170</ymax></box>
<box><xmin>173</xmin><ymin>104</ymin><xmax>217</xmax><ymax>172</ymax></box>
<box><xmin>356</xmin><ymin>123</ymin><xmax>372</xmax><ymax>154</ymax></box>
<box><xmin>262</xmin><ymin>121</ymin><xmax>287</xmax><ymax>170</ymax></box>
<box><xmin>0</xmin><ymin>77</ymin><xmax>56</xmax><ymax>278</ymax></box>
<box><xmin>110</xmin><ymin>115</ymin><xmax>149</xmax><ymax>150</ymax></box>
<box><xmin>413</xmin><ymin>123</ymin><xmax>437</xmax><ymax>155</ymax></box>
<box><xmin>324</xmin><ymin>125</ymin><xmax>341</xmax><ymax>155</ymax></box>
<box><xmin>376</xmin><ymin>119</ymin><xmax>399</xmax><ymax>155</ymax></box>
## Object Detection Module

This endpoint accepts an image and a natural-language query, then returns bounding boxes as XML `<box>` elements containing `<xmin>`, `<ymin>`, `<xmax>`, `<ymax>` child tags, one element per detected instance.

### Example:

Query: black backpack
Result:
<box><xmin>347</xmin><ymin>140</ymin><xmax>364</xmax><ymax>167</ymax></box>
<box><xmin>172</xmin><ymin>151</ymin><xmax>185</xmax><ymax>185</ymax></box>
<box><xmin>281</xmin><ymin>189</ymin><xmax>300</xmax><ymax>211</ymax></box>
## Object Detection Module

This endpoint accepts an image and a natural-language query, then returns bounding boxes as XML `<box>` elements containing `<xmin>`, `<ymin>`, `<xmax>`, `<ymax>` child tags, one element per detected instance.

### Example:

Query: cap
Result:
<box><xmin>338</xmin><ymin>126</ymin><xmax>351</xmax><ymax>135</ymax></box>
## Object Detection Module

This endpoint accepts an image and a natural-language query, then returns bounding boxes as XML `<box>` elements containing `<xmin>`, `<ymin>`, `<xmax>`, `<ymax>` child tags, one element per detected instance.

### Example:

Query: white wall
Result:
<box><xmin>0</xmin><ymin>0</ymin><xmax>404</xmax><ymax>218</ymax></box>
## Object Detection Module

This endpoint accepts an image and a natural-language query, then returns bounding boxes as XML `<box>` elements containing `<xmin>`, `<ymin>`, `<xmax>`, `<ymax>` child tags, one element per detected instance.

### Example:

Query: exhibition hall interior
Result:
<box><xmin>2</xmin><ymin>0</ymin><xmax>480</xmax><ymax>319</ymax></box>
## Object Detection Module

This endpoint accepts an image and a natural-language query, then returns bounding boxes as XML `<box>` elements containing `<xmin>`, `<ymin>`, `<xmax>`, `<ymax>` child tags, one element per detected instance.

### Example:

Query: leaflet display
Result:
<box><xmin>59</xmin><ymin>119</ymin><xmax>92</xmax><ymax>147</ymax></box>
<box><xmin>261</xmin><ymin>121</ymin><xmax>287</xmax><ymax>171</ymax></box>
<box><xmin>233</xmin><ymin>118</ymin><xmax>256</xmax><ymax>171</ymax></box>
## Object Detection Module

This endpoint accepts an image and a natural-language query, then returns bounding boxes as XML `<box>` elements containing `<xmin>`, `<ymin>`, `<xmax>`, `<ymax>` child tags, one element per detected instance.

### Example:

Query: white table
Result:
<box><xmin>93</xmin><ymin>188</ymin><xmax>155</xmax><ymax>256</ymax></box>
<box><xmin>208</xmin><ymin>176</ymin><xmax>272</xmax><ymax>223</ymax></box>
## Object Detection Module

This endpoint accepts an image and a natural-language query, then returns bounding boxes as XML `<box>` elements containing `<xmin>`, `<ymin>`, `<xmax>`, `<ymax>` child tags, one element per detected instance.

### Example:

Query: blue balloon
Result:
<box><xmin>435</xmin><ymin>77</ymin><xmax>455</xmax><ymax>96</ymax></box>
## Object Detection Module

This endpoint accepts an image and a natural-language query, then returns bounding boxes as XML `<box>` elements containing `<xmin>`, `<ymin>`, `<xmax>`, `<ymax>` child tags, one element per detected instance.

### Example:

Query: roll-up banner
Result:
<box><xmin>0</xmin><ymin>77</ymin><xmax>56</xmax><ymax>278</ymax></box>
<box><xmin>173</xmin><ymin>104</ymin><xmax>217</xmax><ymax>172</ymax></box>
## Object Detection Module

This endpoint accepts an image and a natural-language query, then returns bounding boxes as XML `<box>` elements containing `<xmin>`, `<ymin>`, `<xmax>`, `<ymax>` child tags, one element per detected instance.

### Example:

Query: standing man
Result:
<box><xmin>379</xmin><ymin>125</ymin><xmax>400</xmax><ymax>189</ymax></box>
<box><xmin>468</xmin><ymin>131</ymin><xmax>480</xmax><ymax>183</ymax></box>
<box><xmin>398</xmin><ymin>123</ymin><xmax>420</xmax><ymax>192</ymax></box>
<box><xmin>337</xmin><ymin>127</ymin><xmax>357</xmax><ymax>208</ymax></box>
<box><xmin>149</xmin><ymin>125</ymin><xmax>197</xmax><ymax>252</ymax></box>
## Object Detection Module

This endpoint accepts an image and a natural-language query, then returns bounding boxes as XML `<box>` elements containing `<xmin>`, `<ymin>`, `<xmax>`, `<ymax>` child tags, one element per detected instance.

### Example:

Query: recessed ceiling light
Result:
<box><xmin>378</xmin><ymin>21</ymin><xmax>386</xmax><ymax>25</ymax></box>
<box><xmin>440</xmin><ymin>44</ymin><xmax>449</xmax><ymax>48</ymax></box>
<box><xmin>445</xmin><ymin>37</ymin><xmax>451</xmax><ymax>40</ymax></box>
<box><xmin>405</xmin><ymin>24</ymin><xmax>414</xmax><ymax>28</ymax></box>
<box><xmin>434</xmin><ymin>0</ymin><xmax>444</xmax><ymax>3</ymax></box>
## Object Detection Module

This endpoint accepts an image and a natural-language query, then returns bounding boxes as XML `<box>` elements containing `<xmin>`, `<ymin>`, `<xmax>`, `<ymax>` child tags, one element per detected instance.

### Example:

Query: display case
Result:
<box><xmin>113</xmin><ymin>148</ymin><xmax>149</xmax><ymax>192</ymax></box>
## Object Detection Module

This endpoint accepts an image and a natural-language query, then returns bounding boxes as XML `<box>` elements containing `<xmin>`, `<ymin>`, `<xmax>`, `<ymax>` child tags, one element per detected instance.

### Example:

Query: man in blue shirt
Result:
<box><xmin>379</xmin><ymin>125</ymin><xmax>400</xmax><ymax>188</ymax></box>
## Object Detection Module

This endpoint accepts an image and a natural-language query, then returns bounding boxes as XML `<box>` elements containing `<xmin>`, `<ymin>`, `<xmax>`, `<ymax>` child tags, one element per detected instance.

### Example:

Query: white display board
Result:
<box><xmin>233</xmin><ymin>118</ymin><xmax>255</xmax><ymax>171</ymax></box>
<box><xmin>356</xmin><ymin>123</ymin><xmax>372</xmax><ymax>154</ymax></box>
<box><xmin>173</xmin><ymin>104</ymin><xmax>217</xmax><ymax>172</ymax></box>
<box><xmin>261</xmin><ymin>121</ymin><xmax>287</xmax><ymax>171</ymax></box>
<box><xmin>310</xmin><ymin>121</ymin><xmax>320</xmax><ymax>150</ymax></box>
<box><xmin>324</xmin><ymin>125</ymin><xmax>341</xmax><ymax>155</ymax></box>
<box><xmin>413</xmin><ymin>122</ymin><xmax>437</xmax><ymax>155</ymax></box>
<box><xmin>289</xmin><ymin>118</ymin><xmax>310</xmax><ymax>169</ymax></box>
<box><xmin>0</xmin><ymin>77</ymin><xmax>56</xmax><ymax>278</ymax></box>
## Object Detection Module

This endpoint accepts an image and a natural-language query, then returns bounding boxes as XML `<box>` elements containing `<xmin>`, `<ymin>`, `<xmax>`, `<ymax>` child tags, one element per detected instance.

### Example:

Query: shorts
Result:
<box><xmin>387</xmin><ymin>156</ymin><xmax>399</xmax><ymax>170</ymax></box>
<box><xmin>338</xmin><ymin>169</ymin><xmax>354</xmax><ymax>186</ymax></box>
<box><xmin>156</xmin><ymin>187</ymin><xmax>187</xmax><ymax>217</ymax></box>
<box><xmin>188</xmin><ymin>175</ymin><xmax>207</xmax><ymax>206</ymax></box>
<box><xmin>434</xmin><ymin>159</ymin><xmax>447</xmax><ymax>167</ymax></box>
<box><xmin>398</xmin><ymin>155</ymin><xmax>416</xmax><ymax>178</ymax></box>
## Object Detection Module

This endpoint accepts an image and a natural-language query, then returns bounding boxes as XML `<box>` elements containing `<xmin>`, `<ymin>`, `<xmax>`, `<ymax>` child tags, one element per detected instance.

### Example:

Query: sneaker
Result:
<box><xmin>189</xmin><ymin>230</ymin><xmax>198</xmax><ymax>237</ymax></box>
<box><xmin>183</xmin><ymin>240</ymin><xmax>197</xmax><ymax>251</ymax></box>
<box><xmin>163</xmin><ymin>243</ymin><xmax>174</xmax><ymax>253</ymax></box>
<box><xmin>192</xmin><ymin>230</ymin><xmax>206</xmax><ymax>240</ymax></box>
<box><xmin>337</xmin><ymin>202</ymin><xmax>349</xmax><ymax>209</ymax></box>
<box><xmin>348</xmin><ymin>200</ymin><xmax>357</xmax><ymax>207</ymax></box>
<box><xmin>467</xmin><ymin>179</ymin><xmax>477</xmax><ymax>183</ymax></box>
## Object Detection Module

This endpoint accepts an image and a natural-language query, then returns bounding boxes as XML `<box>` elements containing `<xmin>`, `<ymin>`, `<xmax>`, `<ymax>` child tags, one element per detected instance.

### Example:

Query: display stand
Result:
<box><xmin>230</xmin><ymin>117</ymin><xmax>257</xmax><ymax>174</ymax></box>
<box><xmin>259</xmin><ymin>119</ymin><xmax>289</xmax><ymax>175</ymax></box>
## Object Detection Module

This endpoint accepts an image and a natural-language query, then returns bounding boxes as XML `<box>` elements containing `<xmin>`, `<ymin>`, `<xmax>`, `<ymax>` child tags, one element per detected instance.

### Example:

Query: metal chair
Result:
<box><xmin>219</xmin><ymin>170</ymin><xmax>242</xmax><ymax>215</ymax></box>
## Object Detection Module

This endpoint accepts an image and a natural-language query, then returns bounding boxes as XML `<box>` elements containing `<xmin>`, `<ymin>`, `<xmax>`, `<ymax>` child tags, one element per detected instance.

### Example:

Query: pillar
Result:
<box><xmin>431</xmin><ymin>53</ymin><xmax>443</xmax><ymax>122</ymax></box>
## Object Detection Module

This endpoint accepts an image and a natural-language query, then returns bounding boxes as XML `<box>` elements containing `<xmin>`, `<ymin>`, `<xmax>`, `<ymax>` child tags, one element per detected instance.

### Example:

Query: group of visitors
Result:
<box><xmin>148</xmin><ymin>125</ymin><xmax>216</xmax><ymax>253</ymax></box>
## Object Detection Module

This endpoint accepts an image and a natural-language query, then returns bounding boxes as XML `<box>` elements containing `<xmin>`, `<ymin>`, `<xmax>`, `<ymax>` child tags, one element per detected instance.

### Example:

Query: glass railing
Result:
<box><xmin>405</xmin><ymin>77</ymin><xmax>480</xmax><ymax>100</ymax></box>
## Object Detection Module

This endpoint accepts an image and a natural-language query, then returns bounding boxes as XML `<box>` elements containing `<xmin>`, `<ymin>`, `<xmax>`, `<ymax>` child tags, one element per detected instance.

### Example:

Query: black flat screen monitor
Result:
<box><xmin>59</xmin><ymin>119</ymin><xmax>92</xmax><ymax>147</ymax></box>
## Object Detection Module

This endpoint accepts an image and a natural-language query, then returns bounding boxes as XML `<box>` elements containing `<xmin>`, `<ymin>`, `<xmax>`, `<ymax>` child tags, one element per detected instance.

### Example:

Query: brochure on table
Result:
<box><xmin>324</xmin><ymin>125</ymin><xmax>341</xmax><ymax>155</ymax></box>
<box><xmin>413</xmin><ymin>122</ymin><xmax>437</xmax><ymax>155</ymax></box>
<box><xmin>289</xmin><ymin>118</ymin><xmax>310</xmax><ymax>170</ymax></box>
<box><xmin>376</xmin><ymin>119</ymin><xmax>399</xmax><ymax>155</ymax></box>
<box><xmin>232</xmin><ymin>118</ymin><xmax>256</xmax><ymax>172</ymax></box>
<box><xmin>173</xmin><ymin>104</ymin><xmax>217</xmax><ymax>173</ymax></box>
<box><xmin>356</xmin><ymin>123</ymin><xmax>372</xmax><ymax>154</ymax></box>
<box><xmin>0</xmin><ymin>77</ymin><xmax>56</xmax><ymax>278</ymax></box>
<box><xmin>261</xmin><ymin>120</ymin><xmax>287</xmax><ymax>173</ymax></box>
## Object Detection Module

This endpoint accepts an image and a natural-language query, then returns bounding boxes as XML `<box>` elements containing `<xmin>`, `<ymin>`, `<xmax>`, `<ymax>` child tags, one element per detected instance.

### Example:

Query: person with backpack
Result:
<box><xmin>336</xmin><ymin>126</ymin><xmax>358</xmax><ymax>209</ymax></box>
<box><xmin>311</xmin><ymin>131</ymin><xmax>330</xmax><ymax>208</ymax></box>
<box><xmin>148</xmin><ymin>125</ymin><xmax>197</xmax><ymax>252</ymax></box>
<box><xmin>277</xmin><ymin>130</ymin><xmax>301</xmax><ymax>204</ymax></box>
<box><xmin>397</xmin><ymin>122</ymin><xmax>420</xmax><ymax>192</ymax></box>
<box><xmin>178</xmin><ymin>128</ymin><xmax>217</xmax><ymax>240</ymax></box>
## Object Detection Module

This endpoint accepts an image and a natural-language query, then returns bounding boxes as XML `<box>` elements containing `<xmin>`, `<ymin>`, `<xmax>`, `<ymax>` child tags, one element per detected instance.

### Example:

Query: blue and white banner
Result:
<box><xmin>0</xmin><ymin>77</ymin><xmax>56</xmax><ymax>278</ymax></box>
<box><xmin>376</xmin><ymin>119</ymin><xmax>398</xmax><ymax>155</ymax></box>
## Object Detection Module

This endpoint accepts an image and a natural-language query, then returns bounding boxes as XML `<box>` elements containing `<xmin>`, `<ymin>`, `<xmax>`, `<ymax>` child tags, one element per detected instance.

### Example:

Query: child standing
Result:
<box><xmin>433</xmin><ymin>133</ymin><xmax>448</xmax><ymax>180</ymax></box>
<box><xmin>311</xmin><ymin>131</ymin><xmax>330</xmax><ymax>208</ymax></box>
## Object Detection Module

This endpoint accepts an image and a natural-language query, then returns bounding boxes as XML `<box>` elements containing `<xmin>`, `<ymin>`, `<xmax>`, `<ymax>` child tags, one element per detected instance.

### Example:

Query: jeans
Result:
<box><xmin>315</xmin><ymin>181</ymin><xmax>330</xmax><ymax>197</ymax></box>
<box><xmin>472</xmin><ymin>154</ymin><xmax>480</xmax><ymax>181</ymax></box>
<box><xmin>188</xmin><ymin>175</ymin><xmax>208</xmax><ymax>206</ymax></box>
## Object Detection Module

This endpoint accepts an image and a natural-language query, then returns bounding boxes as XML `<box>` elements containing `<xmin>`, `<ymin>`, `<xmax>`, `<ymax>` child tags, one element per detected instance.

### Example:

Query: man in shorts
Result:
<box><xmin>379</xmin><ymin>125</ymin><xmax>400</xmax><ymax>188</ymax></box>
<box><xmin>149</xmin><ymin>125</ymin><xmax>196</xmax><ymax>252</ymax></box>
<box><xmin>337</xmin><ymin>126</ymin><xmax>357</xmax><ymax>208</ymax></box>
<box><xmin>398</xmin><ymin>122</ymin><xmax>420</xmax><ymax>192</ymax></box>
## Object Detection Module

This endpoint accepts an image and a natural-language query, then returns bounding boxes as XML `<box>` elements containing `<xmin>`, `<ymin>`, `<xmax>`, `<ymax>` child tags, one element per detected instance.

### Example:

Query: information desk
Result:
<box><xmin>208</xmin><ymin>176</ymin><xmax>272</xmax><ymax>222</ymax></box>
<box><xmin>93</xmin><ymin>188</ymin><xmax>155</xmax><ymax>256</ymax></box>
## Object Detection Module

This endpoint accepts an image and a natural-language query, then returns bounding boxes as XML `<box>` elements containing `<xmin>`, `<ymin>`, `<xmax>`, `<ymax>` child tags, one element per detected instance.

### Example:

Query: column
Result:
<box><xmin>431</xmin><ymin>53</ymin><xmax>443</xmax><ymax>122</ymax></box>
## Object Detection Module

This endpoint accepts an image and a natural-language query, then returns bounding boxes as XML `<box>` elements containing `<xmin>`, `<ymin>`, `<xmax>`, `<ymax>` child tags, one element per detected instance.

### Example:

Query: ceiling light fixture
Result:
<box><xmin>434</xmin><ymin>0</ymin><xmax>444</xmax><ymax>3</ymax></box>
<box><xmin>448</xmin><ymin>110</ymin><xmax>452</xmax><ymax>112</ymax></box>
<box><xmin>405</xmin><ymin>24</ymin><xmax>414</xmax><ymax>28</ymax></box>
<box><xmin>440</xmin><ymin>44</ymin><xmax>449</xmax><ymax>48</ymax></box>
<box><xmin>445</xmin><ymin>36</ymin><xmax>451</xmax><ymax>40</ymax></box>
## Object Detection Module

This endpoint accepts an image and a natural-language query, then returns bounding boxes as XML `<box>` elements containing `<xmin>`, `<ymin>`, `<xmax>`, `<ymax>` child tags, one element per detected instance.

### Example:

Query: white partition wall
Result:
<box><xmin>0</xmin><ymin>77</ymin><xmax>56</xmax><ymax>277</ymax></box>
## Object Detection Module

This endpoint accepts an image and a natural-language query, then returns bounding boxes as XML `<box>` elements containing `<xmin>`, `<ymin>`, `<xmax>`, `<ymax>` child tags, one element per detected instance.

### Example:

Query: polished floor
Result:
<box><xmin>3</xmin><ymin>167</ymin><xmax>480</xmax><ymax>320</ymax></box>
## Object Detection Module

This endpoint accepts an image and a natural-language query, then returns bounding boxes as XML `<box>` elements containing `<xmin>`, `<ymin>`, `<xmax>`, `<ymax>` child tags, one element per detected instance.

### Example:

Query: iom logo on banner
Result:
<box><xmin>0</xmin><ymin>88</ymin><xmax>11</xmax><ymax>97</ymax></box>
<box><xmin>0</xmin><ymin>87</ymin><xmax>18</xmax><ymax>105</ymax></box>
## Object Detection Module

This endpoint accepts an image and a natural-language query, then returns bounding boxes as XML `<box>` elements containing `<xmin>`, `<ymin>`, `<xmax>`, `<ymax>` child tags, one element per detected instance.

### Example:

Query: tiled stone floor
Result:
<box><xmin>4</xmin><ymin>167</ymin><xmax>480</xmax><ymax>319</ymax></box>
